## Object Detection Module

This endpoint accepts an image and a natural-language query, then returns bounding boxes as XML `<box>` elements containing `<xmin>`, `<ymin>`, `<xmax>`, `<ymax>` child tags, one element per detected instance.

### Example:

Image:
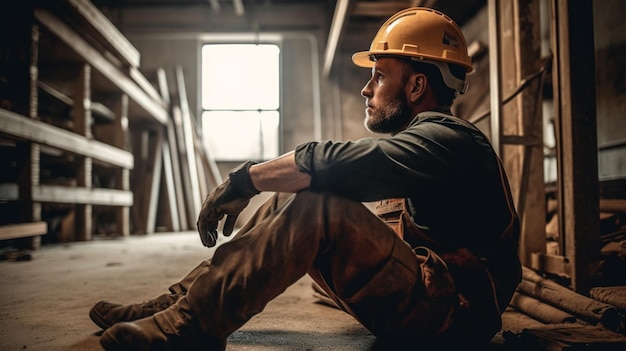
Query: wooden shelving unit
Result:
<box><xmin>0</xmin><ymin>0</ymin><xmax>168</xmax><ymax>247</ymax></box>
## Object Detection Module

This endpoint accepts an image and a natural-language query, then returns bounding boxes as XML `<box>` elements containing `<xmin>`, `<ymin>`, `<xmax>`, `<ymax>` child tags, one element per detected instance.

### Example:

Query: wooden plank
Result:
<box><xmin>38</xmin><ymin>80</ymin><xmax>115</xmax><ymax>122</ymax></box>
<box><xmin>34</xmin><ymin>9</ymin><xmax>168</xmax><ymax>124</ymax></box>
<box><xmin>32</xmin><ymin>185</ymin><xmax>133</xmax><ymax>206</ymax></box>
<box><xmin>155</xmin><ymin>69</ymin><xmax>187</xmax><ymax>229</ymax></box>
<box><xmin>172</xmin><ymin>105</ymin><xmax>196</xmax><ymax>228</ymax></box>
<box><xmin>146</xmin><ymin>128</ymin><xmax>164</xmax><ymax>234</ymax></box>
<box><xmin>129</xmin><ymin>126</ymin><xmax>164</xmax><ymax>234</ymax></box>
<box><xmin>166</xmin><ymin>115</ymin><xmax>188</xmax><ymax>230</ymax></box>
<box><xmin>50</xmin><ymin>0</ymin><xmax>141</xmax><ymax>68</ymax></box>
<box><xmin>497</xmin><ymin>0</ymin><xmax>546</xmax><ymax>268</ymax></box>
<box><xmin>551</xmin><ymin>0</ymin><xmax>600</xmax><ymax>293</ymax></box>
<box><xmin>156</xmin><ymin>67</ymin><xmax>170</xmax><ymax>108</ymax></box>
<box><xmin>194</xmin><ymin>137</ymin><xmax>209</xmax><ymax>200</ymax></box>
<box><xmin>0</xmin><ymin>222</ymin><xmax>47</xmax><ymax>241</ymax></box>
<box><xmin>519</xmin><ymin>267</ymin><xmax>619</xmax><ymax>330</ymax></box>
<box><xmin>130</xmin><ymin>67</ymin><xmax>163</xmax><ymax>104</ymax></box>
<box><xmin>161</xmin><ymin>136</ymin><xmax>181</xmax><ymax>232</ymax></box>
<box><xmin>175</xmin><ymin>66</ymin><xmax>202</xmax><ymax>222</ymax></box>
<box><xmin>509</xmin><ymin>291</ymin><xmax>577</xmax><ymax>324</ymax></box>
<box><xmin>152</xmin><ymin>67</ymin><xmax>181</xmax><ymax>230</ymax></box>
<box><xmin>0</xmin><ymin>107</ymin><xmax>133</xmax><ymax>169</ymax></box>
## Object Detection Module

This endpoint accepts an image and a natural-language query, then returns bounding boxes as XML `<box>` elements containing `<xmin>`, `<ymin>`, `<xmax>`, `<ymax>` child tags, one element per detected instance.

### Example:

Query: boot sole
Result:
<box><xmin>89</xmin><ymin>304</ymin><xmax>114</xmax><ymax>330</ymax></box>
<box><xmin>100</xmin><ymin>325</ymin><xmax>150</xmax><ymax>351</ymax></box>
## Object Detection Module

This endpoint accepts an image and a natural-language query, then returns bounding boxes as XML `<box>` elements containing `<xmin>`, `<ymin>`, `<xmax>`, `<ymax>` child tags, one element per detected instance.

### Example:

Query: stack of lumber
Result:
<box><xmin>129</xmin><ymin>65</ymin><xmax>221</xmax><ymax>234</ymax></box>
<box><xmin>503</xmin><ymin>266</ymin><xmax>626</xmax><ymax>350</ymax></box>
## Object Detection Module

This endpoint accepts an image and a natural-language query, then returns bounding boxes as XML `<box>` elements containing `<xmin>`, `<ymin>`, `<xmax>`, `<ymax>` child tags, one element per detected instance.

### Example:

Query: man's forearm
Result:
<box><xmin>248</xmin><ymin>151</ymin><xmax>311</xmax><ymax>193</ymax></box>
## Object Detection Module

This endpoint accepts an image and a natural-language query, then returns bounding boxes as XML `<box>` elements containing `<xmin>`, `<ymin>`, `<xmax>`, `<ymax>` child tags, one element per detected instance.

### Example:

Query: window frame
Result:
<box><xmin>199</xmin><ymin>40</ymin><xmax>283</xmax><ymax>162</ymax></box>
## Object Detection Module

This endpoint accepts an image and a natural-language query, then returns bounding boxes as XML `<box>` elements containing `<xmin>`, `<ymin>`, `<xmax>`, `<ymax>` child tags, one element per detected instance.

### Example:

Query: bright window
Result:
<box><xmin>201</xmin><ymin>44</ymin><xmax>280</xmax><ymax>161</ymax></box>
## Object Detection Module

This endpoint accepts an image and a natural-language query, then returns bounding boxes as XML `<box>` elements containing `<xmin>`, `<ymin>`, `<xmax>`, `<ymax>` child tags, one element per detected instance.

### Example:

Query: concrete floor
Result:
<box><xmin>0</xmin><ymin>231</ymin><xmax>603</xmax><ymax>351</ymax></box>
<box><xmin>0</xmin><ymin>231</ymin><xmax>377</xmax><ymax>351</ymax></box>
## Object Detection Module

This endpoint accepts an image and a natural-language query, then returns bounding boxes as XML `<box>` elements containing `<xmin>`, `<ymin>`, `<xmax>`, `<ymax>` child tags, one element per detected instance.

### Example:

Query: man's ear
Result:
<box><xmin>408</xmin><ymin>73</ymin><xmax>427</xmax><ymax>103</ymax></box>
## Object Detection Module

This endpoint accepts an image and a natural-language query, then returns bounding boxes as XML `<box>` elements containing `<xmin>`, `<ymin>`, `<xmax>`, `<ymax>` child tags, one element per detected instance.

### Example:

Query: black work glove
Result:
<box><xmin>197</xmin><ymin>161</ymin><xmax>260</xmax><ymax>247</ymax></box>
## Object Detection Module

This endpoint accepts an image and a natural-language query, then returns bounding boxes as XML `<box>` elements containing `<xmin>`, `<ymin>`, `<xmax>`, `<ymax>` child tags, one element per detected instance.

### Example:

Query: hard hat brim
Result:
<box><xmin>352</xmin><ymin>51</ymin><xmax>375</xmax><ymax>68</ymax></box>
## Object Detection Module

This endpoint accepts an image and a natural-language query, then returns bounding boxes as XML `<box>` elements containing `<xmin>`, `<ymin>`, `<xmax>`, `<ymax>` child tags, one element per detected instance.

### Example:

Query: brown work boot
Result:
<box><xmin>89</xmin><ymin>292</ymin><xmax>182</xmax><ymax>330</ymax></box>
<box><xmin>99</xmin><ymin>317</ymin><xmax>225</xmax><ymax>351</ymax></box>
<box><xmin>100</xmin><ymin>298</ymin><xmax>226</xmax><ymax>351</ymax></box>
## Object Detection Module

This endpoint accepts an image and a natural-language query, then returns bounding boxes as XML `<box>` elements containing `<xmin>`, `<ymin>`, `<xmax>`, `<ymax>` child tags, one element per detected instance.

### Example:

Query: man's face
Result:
<box><xmin>361</xmin><ymin>57</ymin><xmax>413</xmax><ymax>134</ymax></box>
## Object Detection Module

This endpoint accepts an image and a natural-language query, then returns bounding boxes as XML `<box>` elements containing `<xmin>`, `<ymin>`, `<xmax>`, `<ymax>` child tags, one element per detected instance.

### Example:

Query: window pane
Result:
<box><xmin>202</xmin><ymin>111</ymin><xmax>279</xmax><ymax>161</ymax></box>
<box><xmin>202</xmin><ymin>44</ymin><xmax>280</xmax><ymax>110</ymax></box>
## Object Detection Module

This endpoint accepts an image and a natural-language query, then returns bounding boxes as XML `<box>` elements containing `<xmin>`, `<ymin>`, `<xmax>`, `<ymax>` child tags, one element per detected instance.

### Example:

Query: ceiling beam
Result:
<box><xmin>351</xmin><ymin>2</ymin><xmax>408</xmax><ymax>17</ymax></box>
<box><xmin>410</xmin><ymin>0</ymin><xmax>438</xmax><ymax>7</ymax></box>
<box><xmin>323</xmin><ymin>0</ymin><xmax>351</xmax><ymax>77</ymax></box>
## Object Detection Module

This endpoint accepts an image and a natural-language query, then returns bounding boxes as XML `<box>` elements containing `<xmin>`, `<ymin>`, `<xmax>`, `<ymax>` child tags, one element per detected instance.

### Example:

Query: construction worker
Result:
<box><xmin>93</xmin><ymin>7</ymin><xmax>521</xmax><ymax>350</ymax></box>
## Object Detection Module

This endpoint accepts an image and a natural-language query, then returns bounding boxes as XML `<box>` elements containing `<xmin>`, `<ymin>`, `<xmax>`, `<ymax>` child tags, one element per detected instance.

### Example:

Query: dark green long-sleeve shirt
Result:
<box><xmin>294</xmin><ymin>109</ymin><xmax>518</xmax><ymax>253</ymax></box>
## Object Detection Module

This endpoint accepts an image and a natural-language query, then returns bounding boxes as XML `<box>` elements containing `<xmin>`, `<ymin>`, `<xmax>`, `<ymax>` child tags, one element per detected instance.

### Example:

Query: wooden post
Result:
<box><xmin>15</xmin><ymin>20</ymin><xmax>44</xmax><ymax>249</ymax></box>
<box><xmin>495</xmin><ymin>0</ymin><xmax>546</xmax><ymax>268</ymax></box>
<box><xmin>112</xmin><ymin>94</ymin><xmax>130</xmax><ymax>236</ymax></box>
<box><xmin>73</xmin><ymin>63</ymin><xmax>93</xmax><ymax>241</ymax></box>
<box><xmin>550</xmin><ymin>0</ymin><xmax>600</xmax><ymax>293</ymax></box>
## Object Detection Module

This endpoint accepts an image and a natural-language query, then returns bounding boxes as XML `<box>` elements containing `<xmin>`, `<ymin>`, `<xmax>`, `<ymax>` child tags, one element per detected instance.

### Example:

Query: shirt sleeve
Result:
<box><xmin>294</xmin><ymin>117</ymin><xmax>481</xmax><ymax>202</ymax></box>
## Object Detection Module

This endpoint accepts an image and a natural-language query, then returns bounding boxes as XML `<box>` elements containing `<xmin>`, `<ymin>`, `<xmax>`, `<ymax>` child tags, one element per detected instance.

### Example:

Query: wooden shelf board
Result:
<box><xmin>0</xmin><ymin>222</ymin><xmax>47</xmax><ymax>241</ymax></box>
<box><xmin>34</xmin><ymin>8</ymin><xmax>168</xmax><ymax>125</ymax></box>
<box><xmin>0</xmin><ymin>108</ymin><xmax>133</xmax><ymax>169</ymax></box>
<box><xmin>33</xmin><ymin>185</ymin><xmax>133</xmax><ymax>206</ymax></box>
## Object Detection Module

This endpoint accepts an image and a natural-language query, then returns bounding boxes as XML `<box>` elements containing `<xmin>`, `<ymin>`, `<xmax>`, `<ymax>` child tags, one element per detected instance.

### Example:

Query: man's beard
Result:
<box><xmin>364</xmin><ymin>91</ymin><xmax>413</xmax><ymax>134</ymax></box>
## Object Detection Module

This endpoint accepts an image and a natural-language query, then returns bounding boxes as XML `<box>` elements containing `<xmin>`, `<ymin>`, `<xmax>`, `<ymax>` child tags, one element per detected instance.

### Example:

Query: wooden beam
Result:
<box><xmin>165</xmin><ymin>116</ymin><xmax>188</xmax><ymax>230</ymax></box>
<box><xmin>57</xmin><ymin>0</ymin><xmax>141</xmax><ymax>67</ymax></box>
<box><xmin>0</xmin><ymin>107</ymin><xmax>133</xmax><ymax>169</ymax></box>
<box><xmin>161</xmin><ymin>136</ymin><xmax>181</xmax><ymax>232</ymax></box>
<box><xmin>323</xmin><ymin>0</ymin><xmax>351</xmax><ymax>77</ymax></box>
<box><xmin>498</xmin><ymin>0</ymin><xmax>546</xmax><ymax>270</ymax></box>
<box><xmin>0</xmin><ymin>222</ymin><xmax>47</xmax><ymax>241</ymax></box>
<box><xmin>175</xmin><ymin>66</ymin><xmax>202</xmax><ymax>222</ymax></box>
<box><xmin>34</xmin><ymin>9</ymin><xmax>168</xmax><ymax>124</ymax></box>
<box><xmin>130</xmin><ymin>67</ymin><xmax>163</xmax><ymax>104</ymax></box>
<box><xmin>146</xmin><ymin>128</ymin><xmax>164</xmax><ymax>234</ymax></box>
<box><xmin>551</xmin><ymin>0</ymin><xmax>599</xmax><ymax>293</ymax></box>
<box><xmin>32</xmin><ymin>185</ymin><xmax>133</xmax><ymax>206</ymax></box>
<box><xmin>38</xmin><ymin>80</ymin><xmax>116</xmax><ymax>122</ymax></box>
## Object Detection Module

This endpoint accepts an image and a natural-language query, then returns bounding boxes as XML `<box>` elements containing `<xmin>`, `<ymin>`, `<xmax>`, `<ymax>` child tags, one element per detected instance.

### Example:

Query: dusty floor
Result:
<box><xmin>0</xmin><ymin>232</ymin><xmax>377</xmax><ymax>351</ymax></box>
<box><xmin>0</xmin><ymin>231</ymin><xmax>618</xmax><ymax>351</ymax></box>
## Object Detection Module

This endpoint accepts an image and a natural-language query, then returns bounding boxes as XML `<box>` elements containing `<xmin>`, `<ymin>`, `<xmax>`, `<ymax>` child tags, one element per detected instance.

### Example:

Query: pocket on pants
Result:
<box><xmin>341</xmin><ymin>244</ymin><xmax>456</xmax><ymax>338</ymax></box>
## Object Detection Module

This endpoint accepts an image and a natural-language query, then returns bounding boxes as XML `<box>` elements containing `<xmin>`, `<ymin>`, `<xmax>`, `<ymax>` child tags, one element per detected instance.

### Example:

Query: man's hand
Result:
<box><xmin>197</xmin><ymin>161</ymin><xmax>259</xmax><ymax>247</ymax></box>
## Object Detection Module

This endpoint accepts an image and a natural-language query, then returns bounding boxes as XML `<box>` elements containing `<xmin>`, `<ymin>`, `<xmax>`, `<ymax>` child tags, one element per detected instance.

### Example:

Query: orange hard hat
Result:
<box><xmin>352</xmin><ymin>7</ymin><xmax>473</xmax><ymax>93</ymax></box>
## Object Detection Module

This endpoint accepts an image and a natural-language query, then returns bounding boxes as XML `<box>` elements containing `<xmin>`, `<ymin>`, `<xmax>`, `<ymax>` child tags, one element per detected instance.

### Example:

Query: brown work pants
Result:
<box><xmin>158</xmin><ymin>191</ymin><xmax>459</xmax><ymax>343</ymax></box>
